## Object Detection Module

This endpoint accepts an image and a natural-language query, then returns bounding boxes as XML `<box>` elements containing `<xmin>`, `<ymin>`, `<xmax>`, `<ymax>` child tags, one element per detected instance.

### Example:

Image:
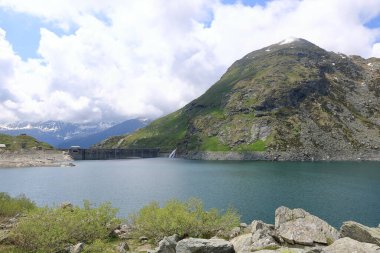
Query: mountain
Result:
<box><xmin>0</xmin><ymin>121</ymin><xmax>117</xmax><ymax>147</ymax></box>
<box><xmin>58</xmin><ymin>119</ymin><xmax>149</xmax><ymax>148</ymax></box>
<box><xmin>0</xmin><ymin>133</ymin><xmax>53</xmax><ymax>151</ymax></box>
<box><xmin>97</xmin><ymin>38</ymin><xmax>380</xmax><ymax>161</ymax></box>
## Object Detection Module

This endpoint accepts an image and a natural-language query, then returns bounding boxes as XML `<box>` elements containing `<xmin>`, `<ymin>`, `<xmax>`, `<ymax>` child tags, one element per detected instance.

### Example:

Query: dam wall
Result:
<box><xmin>68</xmin><ymin>148</ymin><xmax>160</xmax><ymax>160</ymax></box>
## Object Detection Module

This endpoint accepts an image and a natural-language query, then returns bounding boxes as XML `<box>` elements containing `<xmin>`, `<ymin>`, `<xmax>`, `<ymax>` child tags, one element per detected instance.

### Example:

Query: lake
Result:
<box><xmin>0</xmin><ymin>158</ymin><xmax>379</xmax><ymax>228</ymax></box>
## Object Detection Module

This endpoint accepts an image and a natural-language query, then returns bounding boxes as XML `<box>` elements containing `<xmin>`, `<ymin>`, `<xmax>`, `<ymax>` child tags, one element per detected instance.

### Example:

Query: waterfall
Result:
<box><xmin>169</xmin><ymin>149</ymin><xmax>176</xmax><ymax>158</ymax></box>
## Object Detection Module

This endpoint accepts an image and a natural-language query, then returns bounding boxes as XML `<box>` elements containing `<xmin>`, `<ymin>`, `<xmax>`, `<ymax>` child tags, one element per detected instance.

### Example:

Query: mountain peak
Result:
<box><xmin>97</xmin><ymin>40</ymin><xmax>380</xmax><ymax>161</ymax></box>
<box><xmin>278</xmin><ymin>37</ymin><xmax>301</xmax><ymax>45</ymax></box>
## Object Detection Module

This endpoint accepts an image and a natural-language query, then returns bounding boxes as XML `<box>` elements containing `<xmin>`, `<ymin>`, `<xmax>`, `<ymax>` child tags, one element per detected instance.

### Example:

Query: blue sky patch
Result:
<box><xmin>221</xmin><ymin>0</ymin><xmax>268</xmax><ymax>7</ymax></box>
<box><xmin>0</xmin><ymin>8</ymin><xmax>76</xmax><ymax>60</ymax></box>
<box><xmin>365</xmin><ymin>15</ymin><xmax>380</xmax><ymax>29</ymax></box>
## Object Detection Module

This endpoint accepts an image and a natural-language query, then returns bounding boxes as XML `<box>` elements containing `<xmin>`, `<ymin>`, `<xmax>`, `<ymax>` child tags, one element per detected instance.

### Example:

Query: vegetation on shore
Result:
<box><xmin>130</xmin><ymin>198</ymin><xmax>240</xmax><ymax>242</ymax></box>
<box><xmin>0</xmin><ymin>193</ymin><xmax>240</xmax><ymax>253</ymax></box>
<box><xmin>0</xmin><ymin>134</ymin><xmax>53</xmax><ymax>151</ymax></box>
<box><xmin>0</xmin><ymin>193</ymin><xmax>36</xmax><ymax>217</ymax></box>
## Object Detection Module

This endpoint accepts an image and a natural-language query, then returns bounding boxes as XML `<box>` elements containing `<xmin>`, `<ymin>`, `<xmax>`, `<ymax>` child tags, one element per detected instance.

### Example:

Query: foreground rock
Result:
<box><xmin>340</xmin><ymin>221</ymin><xmax>380</xmax><ymax>246</ymax></box>
<box><xmin>230</xmin><ymin>234</ymin><xmax>252</xmax><ymax>253</ymax></box>
<box><xmin>275</xmin><ymin>206</ymin><xmax>339</xmax><ymax>245</ymax></box>
<box><xmin>176</xmin><ymin>238</ymin><xmax>234</xmax><ymax>253</ymax></box>
<box><xmin>69</xmin><ymin>242</ymin><xmax>84</xmax><ymax>253</ymax></box>
<box><xmin>322</xmin><ymin>237</ymin><xmax>380</xmax><ymax>253</ymax></box>
<box><xmin>0</xmin><ymin>150</ymin><xmax>74</xmax><ymax>168</ymax></box>
<box><xmin>150</xmin><ymin>234</ymin><xmax>179</xmax><ymax>253</ymax></box>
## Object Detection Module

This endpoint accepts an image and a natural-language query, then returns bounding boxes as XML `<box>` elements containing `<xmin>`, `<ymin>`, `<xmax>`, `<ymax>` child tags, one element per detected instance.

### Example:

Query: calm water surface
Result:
<box><xmin>0</xmin><ymin>158</ymin><xmax>379</xmax><ymax>228</ymax></box>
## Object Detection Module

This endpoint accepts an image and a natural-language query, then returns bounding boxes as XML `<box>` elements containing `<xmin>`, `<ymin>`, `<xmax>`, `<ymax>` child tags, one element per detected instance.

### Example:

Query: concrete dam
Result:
<box><xmin>68</xmin><ymin>148</ymin><xmax>160</xmax><ymax>160</ymax></box>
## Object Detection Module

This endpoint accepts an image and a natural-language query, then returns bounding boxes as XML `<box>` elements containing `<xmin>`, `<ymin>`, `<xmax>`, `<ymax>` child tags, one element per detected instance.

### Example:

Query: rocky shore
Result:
<box><xmin>1</xmin><ymin>205</ymin><xmax>379</xmax><ymax>252</ymax></box>
<box><xmin>182</xmin><ymin>150</ymin><xmax>380</xmax><ymax>161</ymax></box>
<box><xmin>143</xmin><ymin>206</ymin><xmax>380</xmax><ymax>253</ymax></box>
<box><xmin>0</xmin><ymin>150</ymin><xmax>74</xmax><ymax>168</ymax></box>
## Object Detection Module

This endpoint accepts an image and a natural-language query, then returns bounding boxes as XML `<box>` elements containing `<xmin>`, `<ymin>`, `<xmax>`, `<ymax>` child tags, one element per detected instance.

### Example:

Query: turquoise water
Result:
<box><xmin>0</xmin><ymin>158</ymin><xmax>379</xmax><ymax>228</ymax></box>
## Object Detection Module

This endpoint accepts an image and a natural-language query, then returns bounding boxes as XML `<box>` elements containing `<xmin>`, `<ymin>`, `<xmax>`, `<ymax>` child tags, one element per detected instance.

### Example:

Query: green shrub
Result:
<box><xmin>0</xmin><ymin>192</ymin><xmax>36</xmax><ymax>217</ymax></box>
<box><xmin>130</xmin><ymin>198</ymin><xmax>240</xmax><ymax>241</ymax></box>
<box><xmin>82</xmin><ymin>239</ymin><xmax>115</xmax><ymax>253</ymax></box>
<box><xmin>11</xmin><ymin>201</ymin><xmax>120</xmax><ymax>253</ymax></box>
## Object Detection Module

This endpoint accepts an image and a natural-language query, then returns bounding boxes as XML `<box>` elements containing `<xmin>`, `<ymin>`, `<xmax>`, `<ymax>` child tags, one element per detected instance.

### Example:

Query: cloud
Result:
<box><xmin>0</xmin><ymin>0</ymin><xmax>379</xmax><ymax>123</ymax></box>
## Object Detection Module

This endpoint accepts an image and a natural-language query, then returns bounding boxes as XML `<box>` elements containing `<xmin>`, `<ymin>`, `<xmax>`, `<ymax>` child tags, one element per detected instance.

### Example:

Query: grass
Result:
<box><xmin>200</xmin><ymin>136</ymin><xmax>230</xmax><ymax>151</ymax></box>
<box><xmin>0</xmin><ymin>134</ymin><xmax>53</xmax><ymax>151</ymax></box>
<box><xmin>233</xmin><ymin>139</ymin><xmax>269</xmax><ymax>152</ymax></box>
<box><xmin>0</xmin><ymin>192</ymin><xmax>36</xmax><ymax>217</ymax></box>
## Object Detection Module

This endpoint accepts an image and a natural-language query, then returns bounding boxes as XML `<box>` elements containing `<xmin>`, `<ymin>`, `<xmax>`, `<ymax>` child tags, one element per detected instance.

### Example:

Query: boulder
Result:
<box><xmin>176</xmin><ymin>238</ymin><xmax>234</xmax><ymax>253</ymax></box>
<box><xmin>230</xmin><ymin>233</ymin><xmax>252</xmax><ymax>253</ymax></box>
<box><xmin>117</xmin><ymin>242</ymin><xmax>129</xmax><ymax>253</ymax></box>
<box><xmin>240</xmin><ymin>223</ymin><xmax>248</xmax><ymax>228</ymax></box>
<box><xmin>111</xmin><ymin>224</ymin><xmax>132</xmax><ymax>239</ymax></box>
<box><xmin>253</xmin><ymin>247</ymin><xmax>309</xmax><ymax>253</ymax></box>
<box><xmin>275</xmin><ymin>206</ymin><xmax>339</xmax><ymax>246</ymax></box>
<box><xmin>229</xmin><ymin>227</ymin><xmax>241</xmax><ymax>239</ymax></box>
<box><xmin>251</xmin><ymin>220</ymin><xmax>275</xmax><ymax>234</ymax></box>
<box><xmin>322</xmin><ymin>237</ymin><xmax>380</xmax><ymax>253</ymax></box>
<box><xmin>250</xmin><ymin>220</ymin><xmax>279</xmax><ymax>251</ymax></box>
<box><xmin>340</xmin><ymin>221</ymin><xmax>380</xmax><ymax>246</ymax></box>
<box><xmin>139</xmin><ymin>236</ymin><xmax>149</xmax><ymax>243</ymax></box>
<box><xmin>0</xmin><ymin>230</ymin><xmax>9</xmax><ymax>243</ymax></box>
<box><xmin>60</xmin><ymin>202</ymin><xmax>73</xmax><ymax>210</ymax></box>
<box><xmin>70</xmin><ymin>242</ymin><xmax>84</xmax><ymax>253</ymax></box>
<box><xmin>150</xmin><ymin>234</ymin><xmax>179</xmax><ymax>253</ymax></box>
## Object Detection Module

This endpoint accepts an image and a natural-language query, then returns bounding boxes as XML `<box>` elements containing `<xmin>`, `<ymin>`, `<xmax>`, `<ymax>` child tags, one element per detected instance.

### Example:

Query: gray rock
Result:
<box><xmin>340</xmin><ymin>221</ymin><xmax>380</xmax><ymax>246</ymax></box>
<box><xmin>240</xmin><ymin>223</ymin><xmax>248</xmax><ymax>228</ymax></box>
<box><xmin>112</xmin><ymin>224</ymin><xmax>132</xmax><ymax>239</ymax></box>
<box><xmin>139</xmin><ymin>236</ymin><xmax>149</xmax><ymax>243</ymax></box>
<box><xmin>60</xmin><ymin>202</ymin><xmax>73</xmax><ymax>210</ymax></box>
<box><xmin>0</xmin><ymin>230</ymin><xmax>9</xmax><ymax>243</ymax></box>
<box><xmin>275</xmin><ymin>206</ymin><xmax>339</xmax><ymax>246</ymax></box>
<box><xmin>250</xmin><ymin>220</ymin><xmax>279</xmax><ymax>251</ymax></box>
<box><xmin>229</xmin><ymin>226</ymin><xmax>241</xmax><ymax>239</ymax></box>
<box><xmin>251</xmin><ymin>220</ymin><xmax>274</xmax><ymax>234</ymax></box>
<box><xmin>176</xmin><ymin>238</ymin><xmax>234</xmax><ymax>253</ymax></box>
<box><xmin>230</xmin><ymin>233</ymin><xmax>252</xmax><ymax>253</ymax></box>
<box><xmin>70</xmin><ymin>242</ymin><xmax>84</xmax><ymax>253</ymax></box>
<box><xmin>150</xmin><ymin>234</ymin><xmax>179</xmax><ymax>253</ymax></box>
<box><xmin>253</xmin><ymin>247</ymin><xmax>308</xmax><ymax>253</ymax></box>
<box><xmin>231</xmin><ymin>220</ymin><xmax>280</xmax><ymax>253</ymax></box>
<box><xmin>117</xmin><ymin>242</ymin><xmax>129</xmax><ymax>253</ymax></box>
<box><xmin>322</xmin><ymin>237</ymin><xmax>380</xmax><ymax>253</ymax></box>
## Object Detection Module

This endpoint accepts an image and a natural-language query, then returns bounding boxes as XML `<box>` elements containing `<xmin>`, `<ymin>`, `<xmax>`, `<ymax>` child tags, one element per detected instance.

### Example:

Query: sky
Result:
<box><xmin>0</xmin><ymin>0</ymin><xmax>380</xmax><ymax>123</ymax></box>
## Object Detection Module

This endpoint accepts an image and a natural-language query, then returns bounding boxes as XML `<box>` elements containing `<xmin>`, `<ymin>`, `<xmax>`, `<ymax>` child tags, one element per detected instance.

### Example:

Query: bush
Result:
<box><xmin>11</xmin><ymin>201</ymin><xmax>120</xmax><ymax>253</ymax></box>
<box><xmin>129</xmin><ymin>198</ymin><xmax>240</xmax><ymax>241</ymax></box>
<box><xmin>82</xmin><ymin>239</ymin><xmax>115</xmax><ymax>253</ymax></box>
<box><xmin>0</xmin><ymin>192</ymin><xmax>36</xmax><ymax>217</ymax></box>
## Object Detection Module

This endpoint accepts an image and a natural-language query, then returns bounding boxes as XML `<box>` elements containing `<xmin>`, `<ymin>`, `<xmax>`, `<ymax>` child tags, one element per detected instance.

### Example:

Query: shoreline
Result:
<box><xmin>0</xmin><ymin>150</ymin><xmax>75</xmax><ymax>168</ymax></box>
<box><xmin>180</xmin><ymin>150</ymin><xmax>380</xmax><ymax>161</ymax></box>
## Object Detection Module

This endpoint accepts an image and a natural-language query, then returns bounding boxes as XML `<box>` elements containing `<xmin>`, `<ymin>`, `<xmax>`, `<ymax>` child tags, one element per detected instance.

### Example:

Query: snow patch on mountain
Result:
<box><xmin>279</xmin><ymin>37</ymin><xmax>300</xmax><ymax>45</ymax></box>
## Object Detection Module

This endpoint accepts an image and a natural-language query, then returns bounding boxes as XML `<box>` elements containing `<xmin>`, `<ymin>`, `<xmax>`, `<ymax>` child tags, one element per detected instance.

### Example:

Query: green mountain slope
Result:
<box><xmin>96</xmin><ymin>39</ymin><xmax>380</xmax><ymax>160</ymax></box>
<box><xmin>0</xmin><ymin>134</ymin><xmax>53</xmax><ymax>151</ymax></box>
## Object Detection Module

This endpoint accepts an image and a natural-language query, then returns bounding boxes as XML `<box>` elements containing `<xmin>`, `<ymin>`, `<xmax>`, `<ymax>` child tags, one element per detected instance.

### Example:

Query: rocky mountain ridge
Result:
<box><xmin>97</xmin><ymin>38</ymin><xmax>380</xmax><ymax>161</ymax></box>
<box><xmin>0</xmin><ymin>121</ymin><xmax>116</xmax><ymax>147</ymax></box>
<box><xmin>0</xmin><ymin>119</ymin><xmax>148</xmax><ymax>148</ymax></box>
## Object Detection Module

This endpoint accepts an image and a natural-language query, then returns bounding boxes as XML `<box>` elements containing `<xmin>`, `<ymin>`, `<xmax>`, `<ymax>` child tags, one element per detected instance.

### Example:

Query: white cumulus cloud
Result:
<box><xmin>0</xmin><ymin>0</ymin><xmax>379</xmax><ymax>123</ymax></box>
